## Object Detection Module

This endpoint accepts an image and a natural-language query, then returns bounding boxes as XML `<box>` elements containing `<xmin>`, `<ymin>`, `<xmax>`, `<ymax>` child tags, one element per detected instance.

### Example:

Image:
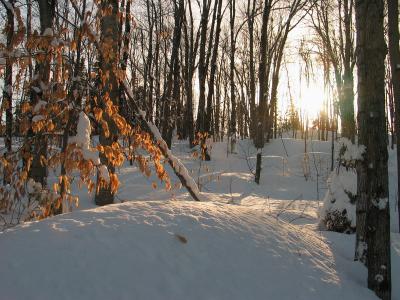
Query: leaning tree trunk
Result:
<box><xmin>355</xmin><ymin>1</ymin><xmax>391</xmax><ymax>299</ymax></box>
<box><xmin>95</xmin><ymin>0</ymin><xmax>120</xmax><ymax>206</ymax></box>
<box><xmin>388</xmin><ymin>0</ymin><xmax>400</xmax><ymax>233</ymax></box>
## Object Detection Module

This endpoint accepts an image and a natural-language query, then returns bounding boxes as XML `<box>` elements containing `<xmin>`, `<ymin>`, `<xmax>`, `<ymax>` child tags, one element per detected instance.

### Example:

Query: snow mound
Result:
<box><xmin>320</xmin><ymin>168</ymin><xmax>357</xmax><ymax>232</ymax></box>
<box><xmin>0</xmin><ymin>201</ymin><xmax>375</xmax><ymax>300</ymax></box>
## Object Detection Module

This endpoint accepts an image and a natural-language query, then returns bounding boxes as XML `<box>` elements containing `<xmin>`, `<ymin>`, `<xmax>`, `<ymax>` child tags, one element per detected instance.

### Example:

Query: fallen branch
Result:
<box><xmin>121</xmin><ymin>80</ymin><xmax>202</xmax><ymax>201</ymax></box>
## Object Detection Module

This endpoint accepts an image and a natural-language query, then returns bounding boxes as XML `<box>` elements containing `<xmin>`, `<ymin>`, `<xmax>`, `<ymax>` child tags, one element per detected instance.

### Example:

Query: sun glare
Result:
<box><xmin>298</xmin><ymin>84</ymin><xmax>326</xmax><ymax>118</ymax></box>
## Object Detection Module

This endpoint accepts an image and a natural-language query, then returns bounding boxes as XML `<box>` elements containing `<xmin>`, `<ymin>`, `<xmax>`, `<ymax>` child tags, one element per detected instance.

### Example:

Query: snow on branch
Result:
<box><xmin>122</xmin><ymin>80</ymin><xmax>203</xmax><ymax>202</ymax></box>
<box><xmin>84</xmin><ymin>19</ymin><xmax>203</xmax><ymax>201</ymax></box>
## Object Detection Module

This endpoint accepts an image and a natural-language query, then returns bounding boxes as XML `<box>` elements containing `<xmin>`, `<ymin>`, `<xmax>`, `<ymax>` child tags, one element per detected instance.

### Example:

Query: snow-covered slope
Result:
<box><xmin>1</xmin><ymin>136</ymin><xmax>399</xmax><ymax>299</ymax></box>
<box><xmin>0</xmin><ymin>200</ymin><xmax>376</xmax><ymax>300</ymax></box>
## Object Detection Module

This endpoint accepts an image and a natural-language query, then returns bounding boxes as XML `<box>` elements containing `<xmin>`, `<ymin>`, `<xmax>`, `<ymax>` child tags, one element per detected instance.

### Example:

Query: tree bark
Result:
<box><xmin>205</xmin><ymin>0</ymin><xmax>223</xmax><ymax>136</ymax></box>
<box><xmin>247</xmin><ymin>0</ymin><xmax>257</xmax><ymax>140</ymax></box>
<box><xmin>355</xmin><ymin>1</ymin><xmax>391</xmax><ymax>298</ymax></box>
<box><xmin>196</xmin><ymin>0</ymin><xmax>211</xmax><ymax>134</ymax></box>
<box><xmin>28</xmin><ymin>0</ymin><xmax>56</xmax><ymax>187</ymax></box>
<box><xmin>95</xmin><ymin>0</ymin><xmax>120</xmax><ymax>206</ymax></box>
<box><xmin>255</xmin><ymin>0</ymin><xmax>272</xmax><ymax>184</ymax></box>
<box><xmin>229</xmin><ymin>0</ymin><xmax>237</xmax><ymax>153</ymax></box>
<box><xmin>161</xmin><ymin>0</ymin><xmax>184</xmax><ymax>148</ymax></box>
<box><xmin>388</xmin><ymin>0</ymin><xmax>400</xmax><ymax>234</ymax></box>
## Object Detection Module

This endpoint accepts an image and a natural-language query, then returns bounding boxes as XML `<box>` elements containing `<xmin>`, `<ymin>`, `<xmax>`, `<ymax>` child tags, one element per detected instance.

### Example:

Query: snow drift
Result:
<box><xmin>0</xmin><ymin>200</ymin><xmax>376</xmax><ymax>300</ymax></box>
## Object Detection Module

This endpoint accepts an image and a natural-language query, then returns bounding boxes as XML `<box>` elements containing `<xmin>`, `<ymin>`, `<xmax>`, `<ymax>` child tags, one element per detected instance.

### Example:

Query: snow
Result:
<box><xmin>26</xmin><ymin>178</ymin><xmax>42</xmax><ymax>194</ymax></box>
<box><xmin>320</xmin><ymin>167</ymin><xmax>357</xmax><ymax>228</ymax></box>
<box><xmin>122</xmin><ymin>79</ymin><xmax>202</xmax><ymax>201</ymax></box>
<box><xmin>0</xmin><ymin>201</ymin><xmax>377</xmax><ymax>300</ymax></box>
<box><xmin>0</xmin><ymin>135</ymin><xmax>399</xmax><ymax>299</ymax></box>
<box><xmin>32</xmin><ymin>115</ymin><xmax>45</xmax><ymax>122</ymax></box>
<box><xmin>98</xmin><ymin>164</ymin><xmax>110</xmax><ymax>182</ymax></box>
<box><xmin>33</xmin><ymin>100</ymin><xmax>46</xmax><ymax>113</ymax></box>
<box><xmin>68</xmin><ymin>112</ymin><xmax>101</xmax><ymax>165</ymax></box>
<box><xmin>2</xmin><ymin>0</ymin><xmax>15</xmax><ymax>14</ymax></box>
<box><xmin>31</xmin><ymin>86</ymin><xmax>41</xmax><ymax>94</ymax></box>
<box><xmin>372</xmin><ymin>198</ymin><xmax>388</xmax><ymax>210</ymax></box>
<box><xmin>84</xmin><ymin>24</ymin><xmax>201</xmax><ymax>201</ymax></box>
<box><xmin>338</xmin><ymin>137</ymin><xmax>365</xmax><ymax>162</ymax></box>
<box><xmin>42</xmin><ymin>28</ymin><xmax>54</xmax><ymax>36</ymax></box>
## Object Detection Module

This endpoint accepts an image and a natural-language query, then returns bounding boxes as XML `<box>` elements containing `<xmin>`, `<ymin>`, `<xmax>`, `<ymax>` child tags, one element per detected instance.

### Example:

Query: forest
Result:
<box><xmin>0</xmin><ymin>0</ymin><xmax>399</xmax><ymax>299</ymax></box>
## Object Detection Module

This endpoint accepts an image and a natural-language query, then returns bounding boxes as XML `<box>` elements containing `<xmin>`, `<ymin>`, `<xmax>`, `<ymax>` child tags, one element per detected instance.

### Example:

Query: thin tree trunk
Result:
<box><xmin>247</xmin><ymin>0</ymin><xmax>257</xmax><ymax>139</ymax></box>
<box><xmin>255</xmin><ymin>0</ymin><xmax>272</xmax><ymax>184</ymax></box>
<box><xmin>229</xmin><ymin>0</ymin><xmax>236</xmax><ymax>153</ymax></box>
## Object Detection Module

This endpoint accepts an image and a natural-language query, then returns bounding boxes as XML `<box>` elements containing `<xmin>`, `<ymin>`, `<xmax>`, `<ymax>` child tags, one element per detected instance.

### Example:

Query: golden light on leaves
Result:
<box><xmin>0</xmin><ymin>2</ymin><xmax>175</xmax><ymax>225</ymax></box>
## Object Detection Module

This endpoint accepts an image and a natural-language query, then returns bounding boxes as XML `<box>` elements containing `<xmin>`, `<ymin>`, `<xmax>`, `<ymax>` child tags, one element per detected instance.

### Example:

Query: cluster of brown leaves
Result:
<box><xmin>0</xmin><ymin>3</ymin><xmax>172</xmax><ymax>226</ymax></box>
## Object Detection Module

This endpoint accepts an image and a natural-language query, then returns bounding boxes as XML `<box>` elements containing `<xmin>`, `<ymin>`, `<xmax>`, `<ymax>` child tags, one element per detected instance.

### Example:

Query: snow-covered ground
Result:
<box><xmin>0</xmin><ymin>134</ymin><xmax>399</xmax><ymax>299</ymax></box>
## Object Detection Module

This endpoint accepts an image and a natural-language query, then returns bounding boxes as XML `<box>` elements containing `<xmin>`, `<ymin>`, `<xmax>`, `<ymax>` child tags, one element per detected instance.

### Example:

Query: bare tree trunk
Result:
<box><xmin>255</xmin><ymin>0</ymin><xmax>272</xmax><ymax>184</ymax></box>
<box><xmin>247</xmin><ymin>0</ymin><xmax>257</xmax><ymax>139</ymax></box>
<box><xmin>161</xmin><ymin>0</ymin><xmax>184</xmax><ymax>148</ymax></box>
<box><xmin>388</xmin><ymin>0</ymin><xmax>400</xmax><ymax>234</ymax></box>
<box><xmin>229</xmin><ymin>0</ymin><xmax>236</xmax><ymax>153</ymax></box>
<box><xmin>183</xmin><ymin>0</ymin><xmax>198</xmax><ymax>148</ymax></box>
<box><xmin>355</xmin><ymin>1</ymin><xmax>391</xmax><ymax>298</ymax></box>
<box><xmin>95</xmin><ymin>0</ymin><xmax>120</xmax><ymax>206</ymax></box>
<box><xmin>205</xmin><ymin>0</ymin><xmax>223</xmax><ymax>141</ymax></box>
<box><xmin>196</xmin><ymin>0</ymin><xmax>211</xmax><ymax>135</ymax></box>
<box><xmin>340</xmin><ymin>0</ymin><xmax>356</xmax><ymax>141</ymax></box>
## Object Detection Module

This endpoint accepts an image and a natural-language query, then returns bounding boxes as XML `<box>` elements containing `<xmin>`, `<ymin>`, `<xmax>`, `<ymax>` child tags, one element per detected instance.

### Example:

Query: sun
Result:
<box><xmin>297</xmin><ymin>84</ymin><xmax>326</xmax><ymax>119</ymax></box>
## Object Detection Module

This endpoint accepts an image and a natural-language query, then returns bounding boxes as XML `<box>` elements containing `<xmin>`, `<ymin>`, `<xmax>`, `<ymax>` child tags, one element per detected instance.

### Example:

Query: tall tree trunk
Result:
<box><xmin>144</xmin><ymin>0</ymin><xmax>154</xmax><ymax>121</ymax></box>
<box><xmin>255</xmin><ymin>0</ymin><xmax>272</xmax><ymax>184</ymax></box>
<box><xmin>28</xmin><ymin>0</ymin><xmax>56</xmax><ymax>187</ymax></box>
<box><xmin>229</xmin><ymin>0</ymin><xmax>236</xmax><ymax>153</ymax></box>
<box><xmin>205</xmin><ymin>0</ymin><xmax>223</xmax><ymax>137</ymax></box>
<box><xmin>95</xmin><ymin>0</ymin><xmax>120</xmax><ymax>206</ymax></box>
<box><xmin>196</xmin><ymin>0</ymin><xmax>211</xmax><ymax>134</ymax></box>
<box><xmin>247</xmin><ymin>0</ymin><xmax>257</xmax><ymax>139</ymax></box>
<box><xmin>58</xmin><ymin>0</ymin><xmax>87</xmax><ymax>215</ymax></box>
<box><xmin>355</xmin><ymin>1</ymin><xmax>391</xmax><ymax>299</ymax></box>
<box><xmin>2</xmin><ymin>0</ymin><xmax>14</xmax><ymax>186</ymax></box>
<box><xmin>388</xmin><ymin>0</ymin><xmax>400</xmax><ymax>233</ymax></box>
<box><xmin>3</xmin><ymin>0</ymin><xmax>14</xmax><ymax>155</ymax></box>
<box><xmin>161</xmin><ymin>0</ymin><xmax>184</xmax><ymax>148</ymax></box>
<box><xmin>340</xmin><ymin>0</ymin><xmax>356</xmax><ymax>141</ymax></box>
<box><xmin>183</xmin><ymin>0</ymin><xmax>197</xmax><ymax>148</ymax></box>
